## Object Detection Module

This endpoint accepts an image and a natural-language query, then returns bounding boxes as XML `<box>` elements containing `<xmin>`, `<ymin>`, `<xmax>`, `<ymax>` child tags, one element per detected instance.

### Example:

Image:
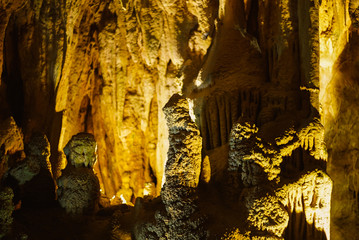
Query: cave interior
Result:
<box><xmin>0</xmin><ymin>0</ymin><xmax>359</xmax><ymax>239</ymax></box>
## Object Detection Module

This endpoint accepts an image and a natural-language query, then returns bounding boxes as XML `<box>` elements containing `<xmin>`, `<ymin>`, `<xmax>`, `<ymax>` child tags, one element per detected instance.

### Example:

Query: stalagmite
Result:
<box><xmin>135</xmin><ymin>94</ymin><xmax>207</xmax><ymax>239</ymax></box>
<box><xmin>7</xmin><ymin>133</ymin><xmax>55</xmax><ymax>208</ymax></box>
<box><xmin>57</xmin><ymin>133</ymin><xmax>100</xmax><ymax>215</ymax></box>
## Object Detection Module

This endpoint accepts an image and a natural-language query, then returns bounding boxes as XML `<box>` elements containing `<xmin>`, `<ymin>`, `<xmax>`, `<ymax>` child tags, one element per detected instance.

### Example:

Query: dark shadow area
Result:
<box><xmin>280</xmin><ymin>148</ymin><xmax>327</xmax><ymax>179</ymax></box>
<box><xmin>2</xmin><ymin>15</ymin><xmax>24</xmax><ymax>127</ymax></box>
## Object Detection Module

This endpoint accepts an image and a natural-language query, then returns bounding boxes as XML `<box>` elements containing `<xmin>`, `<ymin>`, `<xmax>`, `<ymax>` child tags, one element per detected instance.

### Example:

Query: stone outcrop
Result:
<box><xmin>228</xmin><ymin>119</ymin><xmax>282</xmax><ymax>186</ymax></box>
<box><xmin>57</xmin><ymin>133</ymin><xmax>100</xmax><ymax>215</ymax></box>
<box><xmin>277</xmin><ymin>170</ymin><xmax>332</xmax><ymax>240</ymax></box>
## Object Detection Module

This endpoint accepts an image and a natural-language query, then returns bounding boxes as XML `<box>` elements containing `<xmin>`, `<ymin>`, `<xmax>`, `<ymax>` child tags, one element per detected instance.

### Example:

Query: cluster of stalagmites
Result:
<box><xmin>131</xmin><ymin>93</ymin><xmax>331</xmax><ymax>240</ymax></box>
<box><xmin>0</xmin><ymin>97</ymin><xmax>332</xmax><ymax>239</ymax></box>
<box><xmin>133</xmin><ymin>93</ymin><xmax>332</xmax><ymax>239</ymax></box>
<box><xmin>0</xmin><ymin>117</ymin><xmax>101</xmax><ymax>237</ymax></box>
<box><xmin>225</xmin><ymin>118</ymin><xmax>331</xmax><ymax>239</ymax></box>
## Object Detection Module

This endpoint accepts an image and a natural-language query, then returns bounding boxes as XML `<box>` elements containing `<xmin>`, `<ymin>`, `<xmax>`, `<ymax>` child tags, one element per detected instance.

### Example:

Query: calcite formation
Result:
<box><xmin>228</xmin><ymin>119</ymin><xmax>282</xmax><ymax>186</ymax></box>
<box><xmin>0</xmin><ymin>117</ymin><xmax>23</xmax><ymax>155</ymax></box>
<box><xmin>135</xmin><ymin>94</ymin><xmax>206</xmax><ymax>240</ymax></box>
<box><xmin>162</xmin><ymin>94</ymin><xmax>202</xmax><ymax>188</ymax></box>
<box><xmin>8</xmin><ymin>133</ymin><xmax>51</xmax><ymax>183</ymax></box>
<box><xmin>6</xmin><ymin>133</ymin><xmax>55</xmax><ymax>208</ymax></box>
<box><xmin>0</xmin><ymin>0</ymin><xmax>359</xmax><ymax>239</ymax></box>
<box><xmin>225</xmin><ymin>116</ymin><xmax>330</xmax><ymax>239</ymax></box>
<box><xmin>63</xmin><ymin>133</ymin><xmax>97</xmax><ymax>168</ymax></box>
<box><xmin>57</xmin><ymin>133</ymin><xmax>100</xmax><ymax>215</ymax></box>
<box><xmin>277</xmin><ymin>170</ymin><xmax>332</xmax><ymax>240</ymax></box>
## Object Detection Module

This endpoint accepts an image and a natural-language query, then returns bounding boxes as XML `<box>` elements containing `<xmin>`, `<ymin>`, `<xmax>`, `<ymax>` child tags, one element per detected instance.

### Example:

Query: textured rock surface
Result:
<box><xmin>0</xmin><ymin>187</ymin><xmax>14</xmax><ymax>238</ymax></box>
<box><xmin>225</xmin><ymin>115</ymin><xmax>330</xmax><ymax>239</ymax></box>
<box><xmin>57</xmin><ymin>133</ymin><xmax>100</xmax><ymax>215</ymax></box>
<box><xmin>0</xmin><ymin>117</ymin><xmax>24</xmax><ymax>155</ymax></box>
<box><xmin>8</xmin><ymin>133</ymin><xmax>51</xmax><ymax>183</ymax></box>
<box><xmin>57</xmin><ymin>166</ymin><xmax>100</xmax><ymax>215</ymax></box>
<box><xmin>0</xmin><ymin>0</ymin><xmax>359</xmax><ymax>239</ymax></box>
<box><xmin>7</xmin><ymin>133</ymin><xmax>55</xmax><ymax>208</ymax></box>
<box><xmin>228</xmin><ymin>119</ymin><xmax>282</xmax><ymax>186</ymax></box>
<box><xmin>63</xmin><ymin>133</ymin><xmax>97</xmax><ymax>168</ymax></box>
<box><xmin>162</xmin><ymin>94</ymin><xmax>202</xmax><ymax>188</ymax></box>
<box><xmin>0</xmin><ymin>0</ymin><xmax>216</xmax><ymax>201</ymax></box>
<box><xmin>323</xmin><ymin>32</ymin><xmax>359</xmax><ymax>239</ymax></box>
<box><xmin>246</xmin><ymin>194</ymin><xmax>289</xmax><ymax>238</ymax></box>
<box><xmin>319</xmin><ymin>1</ymin><xmax>359</xmax><ymax>239</ymax></box>
<box><xmin>277</xmin><ymin>170</ymin><xmax>332</xmax><ymax>240</ymax></box>
<box><xmin>135</xmin><ymin>95</ymin><xmax>207</xmax><ymax>240</ymax></box>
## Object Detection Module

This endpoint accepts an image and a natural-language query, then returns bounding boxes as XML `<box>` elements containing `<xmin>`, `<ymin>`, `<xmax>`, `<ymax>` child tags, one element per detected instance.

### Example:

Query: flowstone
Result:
<box><xmin>0</xmin><ymin>117</ymin><xmax>24</xmax><ymax>180</ymax></box>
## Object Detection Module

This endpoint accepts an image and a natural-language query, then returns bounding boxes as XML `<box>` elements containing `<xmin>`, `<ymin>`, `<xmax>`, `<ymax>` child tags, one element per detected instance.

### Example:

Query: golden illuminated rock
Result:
<box><xmin>162</xmin><ymin>94</ymin><xmax>202</xmax><ymax>188</ymax></box>
<box><xmin>246</xmin><ymin>194</ymin><xmax>289</xmax><ymax>238</ymax></box>
<box><xmin>276</xmin><ymin>170</ymin><xmax>332</xmax><ymax>239</ymax></box>
<box><xmin>135</xmin><ymin>94</ymin><xmax>207</xmax><ymax>239</ymax></box>
<box><xmin>0</xmin><ymin>0</ymin><xmax>359</xmax><ymax>238</ymax></box>
<box><xmin>228</xmin><ymin>119</ymin><xmax>282</xmax><ymax>185</ymax></box>
<box><xmin>0</xmin><ymin>117</ymin><xmax>23</xmax><ymax>155</ymax></box>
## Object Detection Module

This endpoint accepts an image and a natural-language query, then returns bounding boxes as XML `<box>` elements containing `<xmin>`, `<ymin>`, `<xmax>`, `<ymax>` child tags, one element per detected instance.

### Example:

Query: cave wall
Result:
<box><xmin>0</xmin><ymin>0</ymin><xmax>217</xmax><ymax>201</ymax></box>
<box><xmin>1</xmin><ymin>0</ymin><xmax>359</xmax><ymax>238</ymax></box>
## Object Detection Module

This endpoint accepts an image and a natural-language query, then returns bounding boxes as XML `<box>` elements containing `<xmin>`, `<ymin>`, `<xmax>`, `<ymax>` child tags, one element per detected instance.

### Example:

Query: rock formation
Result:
<box><xmin>0</xmin><ymin>117</ymin><xmax>23</xmax><ymax>156</ymax></box>
<box><xmin>57</xmin><ymin>133</ymin><xmax>100</xmax><ymax>215</ymax></box>
<box><xmin>135</xmin><ymin>94</ymin><xmax>207</xmax><ymax>239</ymax></box>
<box><xmin>224</xmin><ymin>117</ymin><xmax>330</xmax><ymax>239</ymax></box>
<box><xmin>0</xmin><ymin>0</ymin><xmax>359</xmax><ymax>239</ymax></box>
<box><xmin>6</xmin><ymin>133</ymin><xmax>55</xmax><ymax>208</ymax></box>
<box><xmin>0</xmin><ymin>187</ymin><xmax>14</xmax><ymax>238</ymax></box>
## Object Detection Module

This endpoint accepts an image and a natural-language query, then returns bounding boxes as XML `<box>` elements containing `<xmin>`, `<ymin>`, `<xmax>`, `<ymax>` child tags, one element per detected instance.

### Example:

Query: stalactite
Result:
<box><xmin>1</xmin><ymin>0</ymin><xmax>359</xmax><ymax>239</ymax></box>
<box><xmin>200</xmin><ymin>89</ymin><xmax>261</xmax><ymax>150</ymax></box>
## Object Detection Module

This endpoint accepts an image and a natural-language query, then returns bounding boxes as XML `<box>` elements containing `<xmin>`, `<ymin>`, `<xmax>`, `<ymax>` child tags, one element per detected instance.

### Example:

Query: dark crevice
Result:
<box><xmin>3</xmin><ymin>15</ymin><xmax>24</xmax><ymax>127</ymax></box>
<box><xmin>246</xmin><ymin>0</ymin><xmax>259</xmax><ymax>40</ymax></box>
